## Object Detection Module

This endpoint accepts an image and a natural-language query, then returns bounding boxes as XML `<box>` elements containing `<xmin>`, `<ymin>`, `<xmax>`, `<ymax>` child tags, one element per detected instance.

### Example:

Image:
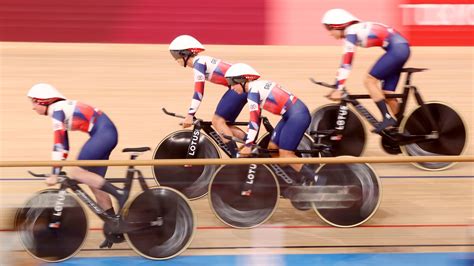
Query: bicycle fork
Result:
<box><xmin>412</xmin><ymin>86</ymin><xmax>439</xmax><ymax>133</ymax></box>
<box><xmin>187</xmin><ymin>128</ymin><xmax>201</xmax><ymax>158</ymax></box>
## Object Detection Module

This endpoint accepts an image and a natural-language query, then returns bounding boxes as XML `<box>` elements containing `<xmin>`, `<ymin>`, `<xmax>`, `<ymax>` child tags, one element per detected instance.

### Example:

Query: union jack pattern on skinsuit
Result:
<box><xmin>335</xmin><ymin>22</ymin><xmax>408</xmax><ymax>90</ymax></box>
<box><xmin>245</xmin><ymin>80</ymin><xmax>297</xmax><ymax>145</ymax></box>
<box><xmin>188</xmin><ymin>55</ymin><xmax>232</xmax><ymax>115</ymax></box>
<box><xmin>48</xmin><ymin>100</ymin><xmax>102</xmax><ymax>161</ymax></box>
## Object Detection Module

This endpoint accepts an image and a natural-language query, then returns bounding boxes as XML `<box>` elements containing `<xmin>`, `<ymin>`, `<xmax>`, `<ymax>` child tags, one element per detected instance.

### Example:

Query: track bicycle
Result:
<box><xmin>14</xmin><ymin>147</ymin><xmax>195</xmax><ymax>262</ymax></box>
<box><xmin>309</xmin><ymin>67</ymin><xmax>467</xmax><ymax>170</ymax></box>
<box><xmin>152</xmin><ymin>108</ymin><xmax>314</xmax><ymax>200</ymax></box>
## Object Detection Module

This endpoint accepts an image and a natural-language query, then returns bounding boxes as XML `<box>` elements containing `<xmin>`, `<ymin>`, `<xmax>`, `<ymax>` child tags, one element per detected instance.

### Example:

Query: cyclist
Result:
<box><xmin>225</xmin><ymin>63</ymin><xmax>315</xmax><ymax>185</ymax></box>
<box><xmin>169</xmin><ymin>34</ymin><xmax>246</xmax><ymax>157</ymax></box>
<box><xmin>27</xmin><ymin>83</ymin><xmax>126</xmax><ymax>223</ymax></box>
<box><xmin>321</xmin><ymin>8</ymin><xmax>411</xmax><ymax>133</ymax></box>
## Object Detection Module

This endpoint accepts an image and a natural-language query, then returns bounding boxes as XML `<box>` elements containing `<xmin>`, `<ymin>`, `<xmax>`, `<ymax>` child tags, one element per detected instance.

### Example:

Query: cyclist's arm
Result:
<box><xmin>188</xmin><ymin>60</ymin><xmax>206</xmax><ymax>116</ymax></box>
<box><xmin>335</xmin><ymin>34</ymin><xmax>357</xmax><ymax>90</ymax></box>
<box><xmin>51</xmin><ymin>109</ymin><xmax>69</xmax><ymax>175</ymax></box>
<box><xmin>245</xmin><ymin>91</ymin><xmax>261</xmax><ymax>147</ymax></box>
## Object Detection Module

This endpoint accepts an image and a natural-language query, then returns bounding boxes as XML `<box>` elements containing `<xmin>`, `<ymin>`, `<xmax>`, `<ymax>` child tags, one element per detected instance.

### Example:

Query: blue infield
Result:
<box><xmin>48</xmin><ymin>252</ymin><xmax>473</xmax><ymax>266</ymax></box>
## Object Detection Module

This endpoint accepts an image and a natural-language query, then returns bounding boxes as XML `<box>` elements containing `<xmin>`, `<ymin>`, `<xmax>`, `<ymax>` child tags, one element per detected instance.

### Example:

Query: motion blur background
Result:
<box><xmin>1</xmin><ymin>0</ymin><xmax>473</xmax><ymax>45</ymax></box>
<box><xmin>0</xmin><ymin>0</ymin><xmax>472</xmax><ymax>265</ymax></box>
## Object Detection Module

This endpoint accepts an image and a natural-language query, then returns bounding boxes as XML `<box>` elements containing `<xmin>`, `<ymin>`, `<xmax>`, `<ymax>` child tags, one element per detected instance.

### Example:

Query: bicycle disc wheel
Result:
<box><xmin>312</xmin><ymin>161</ymin><xmax>381</xmax><ymax>227</ymax></box>
<box><xmin>152</xmin><ymin>130</ymin><xmax>221</xmax><ymax>199</ymax></box>
<box><xmin>209</xmin><ymin>164</ymin><xmax>279</xmax><ymax>228</ymax></box>
<box><xmin>124</xmin><ymin>187</ymin><xmax>195</xmax><ymax>260</ymax></box>
<box><xmin>400</xmin><ymin>102</ymin><xmax>467</xmax><ymax>170</ymax></box>
<box><xmin>14</xmin><ymin>189</ymin><xmax>88</xmax><ymax>262</ymax></box>
<box><xmin>309</xmin><ymin>104</ymin><xmax>366</xmax><ymax>157</ymax></box>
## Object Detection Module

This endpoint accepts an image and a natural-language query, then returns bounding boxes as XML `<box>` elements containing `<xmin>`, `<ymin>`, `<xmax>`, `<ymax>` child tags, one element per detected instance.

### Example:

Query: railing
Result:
<box><xmin>1</xmin><ymin>155</ymin><xmax>473</xmax><ymax>167</ymax></box>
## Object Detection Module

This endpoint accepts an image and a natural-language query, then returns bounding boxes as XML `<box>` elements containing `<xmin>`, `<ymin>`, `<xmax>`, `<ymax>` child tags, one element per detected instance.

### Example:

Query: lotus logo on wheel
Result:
<box><xmin>246</xmin><ymin>164</ymin><xmax>257</xmax><ymax>184</ymax></box>
<box><xmin>336</xmin><ymin>105</ymin><xmax>349</xmax><ymax>130</ymax></box>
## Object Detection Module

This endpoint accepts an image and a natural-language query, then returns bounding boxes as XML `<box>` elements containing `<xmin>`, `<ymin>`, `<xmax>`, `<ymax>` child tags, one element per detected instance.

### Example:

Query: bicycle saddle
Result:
<box><xmin>122</xmin><ymin>147</ymin><xmax>151</xmax><ymax>153</ymax></box>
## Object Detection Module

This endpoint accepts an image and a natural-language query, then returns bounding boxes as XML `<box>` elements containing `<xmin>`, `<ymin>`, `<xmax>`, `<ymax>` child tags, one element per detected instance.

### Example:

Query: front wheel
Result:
<box><xmin>208</xmin><ymin>164</ymin><xmax>279</xmax><ymax>228</ymax></box>
<box><xmin>152</xmin><ymin>130</ymin><xmax>221</xmax><ymax>199</ymax></box>
<box><xmin>309</xmin><ymin>104</ymin><xmax>366</xmax><ymax>157</ymax></box>
<box><xmin>400</xmin><ymin>102</ymin><xmax>467</xmax><ymax>171</ymax></box>
<box><xmin>14</xmin><ymin>189</ymin><xmax>88</xmax><ymax>262</ymax></box>
<box><xmin>123</xmin><ymin>187</ymin><xmax>196</xmax><ymax>260</ymax></box>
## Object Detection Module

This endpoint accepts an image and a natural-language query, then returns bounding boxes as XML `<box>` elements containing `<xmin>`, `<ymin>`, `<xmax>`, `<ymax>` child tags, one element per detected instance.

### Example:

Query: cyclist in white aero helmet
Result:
<box><xmin>321</xmin><ymin>8</ymin><xmax>359</xmax><ymax>30</ymax></box>
<box><xmin>27</xmin><ymin>83</ymin><xmax>66</xmax><ymax>107</ymax></box>
<box><xmin>27</xmin><ymin>83</ymin><xmax>127</xmax><ymax>248</ymax></box>
<box><xmin>321</xmin><ymin>8</ymin><xmax>411</xmax><ymax>133</ymax></box>
<box><xmin>168</xmin><ymin>34</ymin><xmax>247</xmax><ymax>157</ymax></box>
<box><xmin>169</xmin><ymin>35</ymin><xmax>205</xmax><ymax>67</ymax></box>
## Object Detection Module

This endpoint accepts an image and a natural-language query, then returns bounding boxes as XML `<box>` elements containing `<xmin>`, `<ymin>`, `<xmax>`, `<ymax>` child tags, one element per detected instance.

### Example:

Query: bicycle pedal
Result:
<box><xmin>99</xmin><ymin>239</ymin><xmax>114</xmax><ymax>249</ymax></box>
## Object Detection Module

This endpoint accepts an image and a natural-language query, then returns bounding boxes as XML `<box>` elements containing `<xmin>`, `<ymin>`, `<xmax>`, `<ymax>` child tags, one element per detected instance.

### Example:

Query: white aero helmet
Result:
<box><xmin>27</xmin><ymin>83</ymin><xmax>66</xmax><ymax>105</ymax></box>
<box><xmin>169</xmin><ymin>35</ymin><xmax>205</xmax><ymax>58</ymax></box>
<box><xmin>225</xmin><ymin>63</ymin><xmax>261</xmax><ymax>86</ymax></box>
<box><xmin>321</xmin><ymin>9</ymin><xmax>360</xmax><ymax>30</ymax></box>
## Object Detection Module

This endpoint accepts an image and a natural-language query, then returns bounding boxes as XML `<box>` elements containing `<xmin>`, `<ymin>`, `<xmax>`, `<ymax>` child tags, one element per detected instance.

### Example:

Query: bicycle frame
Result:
<box><xmin>48</xmin><ymin>153</ymin><xmax>150</xmax><ymax>227</ymax></box>
<box><xmin>186</xmin><ymin>114</ymin><xmax>280</xmax><ymax>158</ymax></box>
<box><xmin>331</xmin><ymin>71</ymin><xmax>439</xmax><ymax>145</ymax></box>
<box><xmin>162</xmin><ymin>108</ymin><xmax>309</xmax><ymax>159</ymax></box>
<box><xmin>188</xmin><ymin>120</ymin><xmax>248</xmax><ymax>158</ymax></box>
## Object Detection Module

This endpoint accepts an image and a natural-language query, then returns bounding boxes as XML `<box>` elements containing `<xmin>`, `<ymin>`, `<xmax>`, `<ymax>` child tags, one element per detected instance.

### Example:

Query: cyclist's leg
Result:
<box><xmin>382</xmin><ymin>44</ymin><xmax>411</xmax><ymax>117</ymax></box>
<box><xmin>384</xmin><ymin>92</ymin><xmax>400</xmax><ymax>116</ymax></box>
<box><xmin>275</xmin><ymin>100</ymin><xmax>312</xmax><ymax>183</ymax></box>
<box><xmin>72</xmin><ymin>115</ymin><xmax>125</xmax><ymax>209</ymax></box>
<box><xmin>69</xmin><ymin>168</ymin><xmax>113</xmax><ymax>209</ymax></box>
<box><xmin>365</xmin><ymin>75</ymin><xmax>396</xmax><ymax>132</ymax></box>
<box><xmin>268</xmin><ymin>117</ymin><xmax>285</xmax><ymax>157</ymax></box>
<box><xmin>267</xmin><ymin>141</ymin><xmax>280</xmax><ymax>157</ymax></box>
<box><xmin>383</xmin><ymin>75</ymin><xmax>402</xmax><ymax>117</ymax></box>
<box><xmin>277</xmin><ymin>103</ymin><xmax>314</xmax><ymax>211</ymax></box>
<box><xmin>213</xmin><ymin>89</ymin><xmax>248</xmax><ymax>157</ymax></box>
<box><xmin>366</xmin><ymin>71</ymin><xmax>396</xmax><ymax>131</ymax></box>
<box><xmin>369</xmin><ymin>43</ymin><xmax>410</xmax><ymax>132</ymax></box>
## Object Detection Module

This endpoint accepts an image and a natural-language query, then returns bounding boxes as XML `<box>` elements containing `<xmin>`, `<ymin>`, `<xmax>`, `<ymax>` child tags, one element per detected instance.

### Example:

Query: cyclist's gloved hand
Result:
<box><xmin>326</xmin><ymin>89</ymin><xmax>343</xmax><ymax>101</ymax></box>
<box><xmin>45</xmin><ymin>175</ymin><xmax>59</xmax><ymax>186</ymax></box>
<box><xmin>182</xmin><ymin>114</ymin><xmax>194</xmax><ymax>128</ymax></box>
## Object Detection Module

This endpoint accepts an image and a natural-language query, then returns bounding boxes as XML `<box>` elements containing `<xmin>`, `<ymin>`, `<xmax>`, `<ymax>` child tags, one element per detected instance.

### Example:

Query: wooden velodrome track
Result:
<box><xmin>0</xmin><ymin>42</ymin><xmax>472</xmax><ymax>265</ymax></box>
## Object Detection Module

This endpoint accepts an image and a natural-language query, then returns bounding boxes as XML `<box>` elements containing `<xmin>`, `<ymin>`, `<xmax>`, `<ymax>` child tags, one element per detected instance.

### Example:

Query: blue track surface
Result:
<box><xmin>49</xmin><ymin>252</ymin><xmax>474</xmax><ymax>266</ymax></box>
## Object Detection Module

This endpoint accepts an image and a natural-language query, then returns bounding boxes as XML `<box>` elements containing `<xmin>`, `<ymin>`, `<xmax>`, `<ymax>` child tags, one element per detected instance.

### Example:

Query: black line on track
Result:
<box><xmin>77</xmin><ymin>243</ymin><xmax>474</xmax><ymax>252</ymax></box>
